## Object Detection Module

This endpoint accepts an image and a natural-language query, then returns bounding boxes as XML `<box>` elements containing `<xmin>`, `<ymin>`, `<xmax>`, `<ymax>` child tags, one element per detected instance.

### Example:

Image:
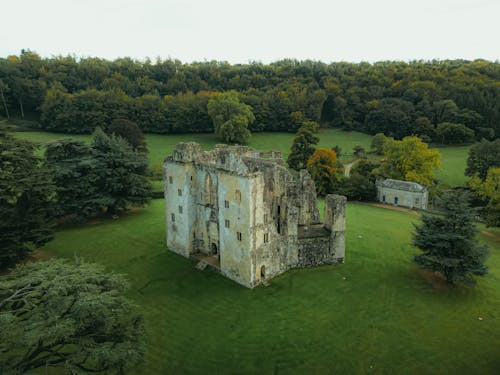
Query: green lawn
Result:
<box><xmin>13</xmin><ymin>129</ymin><xmax>470</xmax><ymax>187</ymax></box>
<box><xmin>13</xmin><ymin>128</ymin><xmax>372</xmax><ymax>166</ymax></box>
<box><xmin>435</xmin><ymin>145</ymin><xmax>471</xmax><ymax>186</ymax></box>
<box><xmin>41</xmin><ymin>200</ymin><xmax>500</xmax><ymax>374</ymax></box>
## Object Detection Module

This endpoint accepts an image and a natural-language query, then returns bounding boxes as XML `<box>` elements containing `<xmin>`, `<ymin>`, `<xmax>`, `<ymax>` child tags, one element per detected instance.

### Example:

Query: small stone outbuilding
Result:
<box><xmin>376</xmin><ymin>179</ymin><xmax>428</xmax><ymax>210</ymax></box>
<box><xmin>163</xmin><ymin>142</ymin><xmax>346</xmax><ymax>288</ymax></box>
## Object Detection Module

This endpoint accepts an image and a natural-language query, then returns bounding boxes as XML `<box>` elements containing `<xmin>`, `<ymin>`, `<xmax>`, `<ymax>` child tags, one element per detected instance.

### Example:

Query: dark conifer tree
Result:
<box><xmin>0</xmin><ymin>131</ymin><xmax>56</xmax><ymax>267</ymax></box>
<box><xmin>412</xmin><ymin>190</ymin><xmax>489</xmax><ymax>285</ymax></box>
<box><xmin>287</xmin><ymin>121</ymin><xmax>319</xmax><ymax>171</ymax></box>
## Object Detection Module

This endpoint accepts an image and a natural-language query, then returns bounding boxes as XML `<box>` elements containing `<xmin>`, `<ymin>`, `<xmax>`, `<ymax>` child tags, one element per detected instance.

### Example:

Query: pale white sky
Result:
<box><xmin>1</xmin><ymin>0</ymin><xmax>499</xmax><ymax>63</ymax></box>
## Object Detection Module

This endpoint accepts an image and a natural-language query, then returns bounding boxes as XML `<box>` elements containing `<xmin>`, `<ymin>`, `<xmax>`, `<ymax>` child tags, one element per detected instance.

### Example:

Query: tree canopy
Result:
<box><xmin>469</xmin><ymin>167</ymin><xmax>500</xmax><ymax>227</ymax></box>
<box><xmin>0</xmin><ymin>131</ymin><xmax>55</xmax><ymax>268</ymax></box>
<box><xmin>0</xmin><ymin>258</ymin><xmax>144</xmax><ymax>373</ymax></box>
<box><xmin>465</xmin><ymin>139</ymin><xmax>500</xmax><ymax>180</ymax></box>
<box><xmin>287</xmin><ymin>120</ymin><xmax>319</xmax><ymax>170</ymax></box>
<box><xmin>1</xmin><ymin>52</ymin><xmax>499</xmax><ymax>141</ymax></box>
<box><xmin>207</xmin><ymin>91</ymin><xmax>255</xmax><ymax>144</ymax></box>
<box><xmin>412</xmin><ymin>190</ymin><xmax>489</xmax><ymax>285</ymax></box>
<box><xmin>377</xmin><ymin>136</ymin><xmax>441</xmax><ymax>186</ymax></box>
<box><xmin>306</xmin><ymin>148</ymin><xmax>343</xmax><ymax>195</ymax></box>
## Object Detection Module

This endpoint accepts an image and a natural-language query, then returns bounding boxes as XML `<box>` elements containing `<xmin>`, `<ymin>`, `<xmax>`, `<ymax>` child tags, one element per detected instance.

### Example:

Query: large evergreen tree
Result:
<box><xmin>0</xmin><ymin>258</ymin><xmax>144</xmax><ymax>373</ymax></box>
<box><xmin>45</xmin><ymin>139</ymin><xmax>102</xmax><ymax>221</ymax></box>
<box><xmin>0</xmin><ymin>131</ymin><xmax>55</xmax><ymax>268</ymax></box>
<box><xmin>92</xmin><ymin>128</ymin><xmax>152</xmax><ymax>213</ymax></box>
<box><xmin>412</xmin><ymin>190</ymin><xmax>489</xmax><ymax>285</ymax></box>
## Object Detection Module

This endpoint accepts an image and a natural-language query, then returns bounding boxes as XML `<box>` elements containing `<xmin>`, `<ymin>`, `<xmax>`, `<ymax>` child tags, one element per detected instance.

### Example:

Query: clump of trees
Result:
<box><xmin>412</xmin><ymin>190</ymin><xmax>489</xmax><ymax>285</ymax></box>
<box><xmin>0</xmin><ymin>131</ymin><xmax>56</xmax><ymax>268</ymax></box>
<box><xmin>287</xmin><ymin>120</ymin><xmax>319</xmax><ymax>170</ymax></box>
<box><xmin>45</xmin><ymin>128</ymin><xmax>151</xmax><ymax>221</ymax></box>
<box><xmin>306</xmin><ymin>148</ymin><xmax>343</xmax><ymax>195</ymax></box>
<box><xmin>207</xmin><ymin>91</ymin><xmax>254</xmax><ymax>143</ymax></box>
<box><xmin>1</xmin><ymin>51</ymin><xmax>499</xmax><ymax>141</ymax></box>
<box><xmin>1</xmin><ymin>127</ymin><xmax>152</xmax><ymax>266</ymax></box>
<box><xmin>376</xmin><ymin>136</ymin><xmax>441</xmax><ymax>186</ymax></box>
<box><xmin>466</xmin><ymin>139</ymin><xmax>500</xmax><ymax>226</ymax></box>
<box><xmin>0</xmin><ymin>258</ymin><xmax>144</xmax><ymax>373</ymax></box>
<box><xmin>107</xmin><ymin>118</ymin><xmax>147</xmax><ymax>152</ymax></box>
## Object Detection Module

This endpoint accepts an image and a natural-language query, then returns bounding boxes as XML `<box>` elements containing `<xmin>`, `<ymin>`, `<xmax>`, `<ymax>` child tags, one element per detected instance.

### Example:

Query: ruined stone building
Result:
<box><xmin>163</xmin><ymin>142</ymin><xmax>346</xmax><ymax>288</ymax></box>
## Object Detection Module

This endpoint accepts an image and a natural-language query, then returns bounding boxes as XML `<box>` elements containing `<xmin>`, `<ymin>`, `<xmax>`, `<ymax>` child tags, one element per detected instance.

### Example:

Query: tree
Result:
<box><xmin>92</xmin><ymin>128</ymin><xmax>152</xmax><ymax>213</ymax></box>
<box><xmin>0</xmin><ymin>131</ymin><xmax>55</xmax><ymax>268</ymax></box>
<box><xmin>207</xmin><ymin>91</ymin><xmax>255</xmax><ymax>143</ymax></box>
<box><xmin>469</xmin><ymin>167</ymin><xmax>500</xmax><ymax>227</ymax></box>
<box><xmin>370</xmin><ymin>132</ymin><xmax>388</xmax><ymax>155</ymax></box>
<box><xmin>107</xmin><ymin>118</ymin><xmax>147</xmax><ymax>152</ymax></box>
<box><xmin>0</xmin><ymin>258</ymin><xmax>144</xmax><ymax>373</ymax></box>
<box><xmin>353</xmin><ymin>145</ymin><xmax>366</xmax><ymax>158</ymax></box>
<box><xmin>377</xmin><ymin>136</ymin><xmax>441</xmax><ymax>186</ymax></box>
<box><xmin>434</xmin><ymin>122</ymin><xmax>474</xmax><ymax>144</ymax></box>
<box><xmin>306</xmin><ymin>148</ymin><xmax>343</xmax><ymax>195</ymax></box>
<box><xmin>287</xmin><ymin>121</ymin><xmax>319</xmax><ymax>170</ymax></box>
<box><xmin>412</xmin><ymin>190</ymin><xmax>489</xmax><ymax>285</ymax></box>
<box><xmin>45</xmin><ymin>139</ymin><xmax>101</xmax><ymax>221</ymax></box>
<box><xmin>466</xmin><ymin>139</ymin><xmax>500</xmax><ymax>180</ymax></box>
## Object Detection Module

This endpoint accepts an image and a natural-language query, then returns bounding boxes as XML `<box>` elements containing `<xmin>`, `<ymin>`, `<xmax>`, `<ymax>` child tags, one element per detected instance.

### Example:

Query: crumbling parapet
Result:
<box><xmin>324</xmin><ymin>194</ymin><xmax>346</xmax><ymax>262</ymax></box>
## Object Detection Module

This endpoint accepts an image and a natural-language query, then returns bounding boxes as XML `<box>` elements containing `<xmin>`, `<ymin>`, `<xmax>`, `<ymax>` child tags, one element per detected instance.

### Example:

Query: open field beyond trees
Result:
<box><xmin>14</xmin><ymin>129</ymin><xmax>470</xmax><ymax>186</ymax></box>
<box><xmin>38</xmin><ymin>200</ymin><xmax>500</xmax><ymax>374</ymax></box>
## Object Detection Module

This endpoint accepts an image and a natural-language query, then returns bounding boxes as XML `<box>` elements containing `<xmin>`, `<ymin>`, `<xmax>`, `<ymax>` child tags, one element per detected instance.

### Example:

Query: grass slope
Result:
<box><xmin>435</xmin><ymin>146</ymin><xmax>470</xmax><ymax>187</ymax></box>
<box><xmin>41</xmin><ymin>200</ymin><xmax>500</xmax><ymax>374</ymax></box>
<box><xmin>14</xmin><ymin>129</ymin><xmax>469</xmax><ymax>187</ymax></box>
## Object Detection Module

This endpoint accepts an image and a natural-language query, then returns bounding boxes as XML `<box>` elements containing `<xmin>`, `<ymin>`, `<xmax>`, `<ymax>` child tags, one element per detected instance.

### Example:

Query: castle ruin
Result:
<box><xmin>163</xmin><ymin>142</ymin><xmax>346</xmax><ymax>288</ymax></box>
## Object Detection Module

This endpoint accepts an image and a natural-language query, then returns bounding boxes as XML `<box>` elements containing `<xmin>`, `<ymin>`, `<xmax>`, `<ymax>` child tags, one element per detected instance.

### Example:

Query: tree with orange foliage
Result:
<box><xmin>306</xmin><ymin>148</ymin><xmax>343</xmax><ymax>195</ymax></box>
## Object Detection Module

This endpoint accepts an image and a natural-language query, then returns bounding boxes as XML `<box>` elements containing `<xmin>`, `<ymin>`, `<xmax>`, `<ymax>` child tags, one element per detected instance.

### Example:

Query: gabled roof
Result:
<box><xmin>377</xmin><ymin>179</ymin><xmax>427</xmax><ymax>192</ymax></box>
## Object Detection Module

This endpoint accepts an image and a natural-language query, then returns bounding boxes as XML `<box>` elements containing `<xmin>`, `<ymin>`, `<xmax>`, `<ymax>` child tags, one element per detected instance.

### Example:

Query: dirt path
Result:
<box><xmin>344</xmin><ymin>160</ymin><xmax>359</xmax><ymax>177</ymax></box>
<box><xmin>480</xmin><ymin>230</ymin><xmax>500</xmax><ymax>242</ymax></box>
<box><xmin>363</xmin><ymin>202</ymin><xmax>420</xmax><ymax>215</ymax></box>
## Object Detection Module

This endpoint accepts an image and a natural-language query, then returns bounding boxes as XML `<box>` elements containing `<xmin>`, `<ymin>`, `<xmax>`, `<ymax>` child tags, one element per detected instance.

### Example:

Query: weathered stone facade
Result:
<box><xmin>376</xmin><ymin>179</ymin><xmax>428</xmax><ymax>210</ymax></box>
<box><xmin>163</xmin><ymin>142</ymin><xmax>346</xmax><ymax>288</ymax></box>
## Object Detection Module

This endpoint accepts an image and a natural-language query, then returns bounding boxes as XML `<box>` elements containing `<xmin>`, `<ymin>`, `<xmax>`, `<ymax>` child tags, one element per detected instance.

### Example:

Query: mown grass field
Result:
<box><xmin>40</xmin><ymin>200</ymin><xmax>500</xmax><ymax>374</ymax></box>
<box><xmin>14</xmin><ymin>129</ymin><xmax>469</xmax><ymax>187</ymax></box>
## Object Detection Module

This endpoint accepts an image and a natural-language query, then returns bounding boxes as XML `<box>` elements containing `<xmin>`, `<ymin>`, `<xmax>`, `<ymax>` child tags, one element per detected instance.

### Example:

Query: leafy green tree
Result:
<box><xmin>412</xmin><ymin>190</ymin><xmax>489</xmax><ymax>285</ymax></box>
<box><xmin>0</xmin><ymin>258</ymin><xmax>144</xmax><ymax>373</ymax></box>
<box><xmin>432</xmin><ymin>99</ymin><xmax>458</xmax><ymax>124</ymax></box>
<box><xmin>92</xmin><ymin>128</ymin><xmax>152</xmax><ymax>213</ymax></box>
<box><xmin>377</xmin><ymin>136</ymin><xmax>441</xmax><ymax>186</ymax></box>
<box><xmin>331</xmin><ymin>145</ymin><xmax>342</xmax><ymax>157</ymax></box>
<box><xmin>45</xmin><ymin>139</ymin><xmax>101</xmax><ymax>221</ymax></box>
<box><xmin>466</xmin><ymin>139</ymin><xmax>500</xmax><ymax>180</ymax></box>
<box><xmin>370</xmin><ymin>132</ymin><xmax>388</xmax><ymax>155</ymax></box>
<box><xmin>306</xmin><ymin>148</ymin><xmax>343</xmax><ymax>195</ymax></box>
<box><xmin>469</xmin><ymin>167</ymin><xmax>500</xmax><ymax>227</ymax></box>
<box><xmin>287</xmin><ymin>121</ymin><xmax>319</xmax><ymax>170</ymax></box>
<box><xmin>0</xmin><ymin>131</ymin><xmax>55</xmax><ymax>268</ymax></box>
<box><xmin>434</xmin><ymin>122</ymin><xmax>474</xmax><ymax>144</ymax></box>
<box><xmin>353</xmin><ymin>145</ymin><xmax>366</xmax><ymax>158</ymax></box>
<box><xmin>107</xmin><ymin>118</ymin><xmax>147</xmax><ymax>152</ymax></box>
<box><xmin>207</xmin><ymin>91</ymin><xmax>255</xmax><ymax>143</ymax></box>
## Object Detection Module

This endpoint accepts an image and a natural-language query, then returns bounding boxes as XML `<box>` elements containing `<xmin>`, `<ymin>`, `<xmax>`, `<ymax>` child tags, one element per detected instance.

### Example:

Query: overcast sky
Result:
<box><xmin>2</xmin><ymin>0</ymin><xmax>499</xmax><ymax>63</ymax></box>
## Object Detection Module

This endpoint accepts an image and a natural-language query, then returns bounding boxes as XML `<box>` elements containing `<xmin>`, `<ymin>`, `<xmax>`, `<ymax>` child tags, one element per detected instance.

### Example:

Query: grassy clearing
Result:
<box><xmin>40</xmin><ymin>200</ymin><xmax>500</xmax><ymax>374</ymax></box>
<box><xmin>14</xmin><ymin>129</ymin><xmax>470</xmax><ymax>187</ymax></box>
<box><xmin>435</xmin><ymin>145</ymin><xmax>471</xmax><ymax>186</ymax></box>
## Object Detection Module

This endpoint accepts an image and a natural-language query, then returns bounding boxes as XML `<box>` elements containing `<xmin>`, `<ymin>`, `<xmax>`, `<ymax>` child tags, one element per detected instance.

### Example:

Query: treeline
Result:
<box><xmin>1</xmin><ymin>50</ymin><xmax>500</xmax><ymax>141</ymax></box>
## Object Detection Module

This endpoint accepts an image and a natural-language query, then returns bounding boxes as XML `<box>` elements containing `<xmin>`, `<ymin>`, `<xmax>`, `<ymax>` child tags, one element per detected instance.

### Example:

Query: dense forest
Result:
<box><xmin>1</xmin><ymin>50</ymin><xmax>499</xmax><ymax>142</ymax></box>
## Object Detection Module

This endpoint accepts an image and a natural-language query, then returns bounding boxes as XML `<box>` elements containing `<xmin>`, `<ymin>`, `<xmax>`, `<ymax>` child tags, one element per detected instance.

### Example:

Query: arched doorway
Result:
<box><xmin>260</xmin><ymin>265</ymin><xmax>266</xmax><ymax>279</ymax></box>
<box><xmin>211</xmin><ymin>242</ymin><xmax>218</xmax><ymax>256</ymax></box>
